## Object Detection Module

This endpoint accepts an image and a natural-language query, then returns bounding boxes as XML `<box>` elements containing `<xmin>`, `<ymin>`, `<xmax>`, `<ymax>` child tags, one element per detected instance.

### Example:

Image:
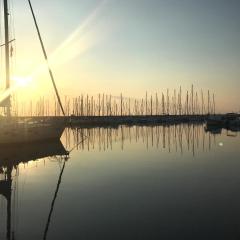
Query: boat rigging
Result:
<box><xmin>0</xmin><ymin>0</ymin><xmax>67</xmax><ymax>145</ymax></box>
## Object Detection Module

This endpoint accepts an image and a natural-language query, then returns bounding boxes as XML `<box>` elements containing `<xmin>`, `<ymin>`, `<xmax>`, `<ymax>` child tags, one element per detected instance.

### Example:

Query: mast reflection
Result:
<box><xmin>0</xmin><ymin>140</ymin><xmax>69</xmax><ymax>240</ymax></box>
<box><xmin>64</xmin><ymin>124</ymin><xmax>231</xmax><ymax>155</ymax></box>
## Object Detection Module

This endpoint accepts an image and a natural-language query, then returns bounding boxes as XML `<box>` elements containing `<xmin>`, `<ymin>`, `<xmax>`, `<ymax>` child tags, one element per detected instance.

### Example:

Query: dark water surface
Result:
<box><xmin>1</xmin><ymin>125</ymin><xmax>240</xmax><ymax>240</ymax></box>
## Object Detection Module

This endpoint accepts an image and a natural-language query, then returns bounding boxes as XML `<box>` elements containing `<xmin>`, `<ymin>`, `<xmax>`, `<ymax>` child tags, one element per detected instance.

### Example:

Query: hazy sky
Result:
<box><xmin>1</xmin><ymin>0</ymin><xmax>240</xmax><ymax>112</ymax></box>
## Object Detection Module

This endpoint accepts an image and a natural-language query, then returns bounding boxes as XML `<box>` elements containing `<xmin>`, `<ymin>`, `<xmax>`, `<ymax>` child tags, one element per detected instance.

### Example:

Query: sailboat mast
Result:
<box><xmin>3</xmin><ymin>0</ymin><xmax>11</xmax><ymax>117</ymax></box>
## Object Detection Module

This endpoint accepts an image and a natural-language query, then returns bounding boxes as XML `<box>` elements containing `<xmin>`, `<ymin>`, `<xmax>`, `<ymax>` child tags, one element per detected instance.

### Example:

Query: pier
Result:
<box><xmin>11</xmin><ymin>114</ymin><xmax>240</xmax><ymax>128</ymax></box>
<box><xmin>69</xmin><ymin>114</ymin><xmax>207</xmax><ymax>127</ymax></box>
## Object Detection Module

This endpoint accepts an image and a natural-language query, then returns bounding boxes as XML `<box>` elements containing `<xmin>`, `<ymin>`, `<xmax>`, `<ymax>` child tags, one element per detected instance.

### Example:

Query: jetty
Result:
<box><xmin>69</xmin><ymin>114</ymin><xmax>206</xmax><ymax>127</ymax></box>
<box><xmin>11</xmin><ymin>114</ymin><xmax>240</xmax><ymax>128</ymax></box>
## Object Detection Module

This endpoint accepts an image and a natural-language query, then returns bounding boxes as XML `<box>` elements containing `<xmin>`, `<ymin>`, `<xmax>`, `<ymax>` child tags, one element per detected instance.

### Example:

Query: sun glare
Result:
<box><xmin>12</xmin><ymin>76</ymin><xmax>32</xmax><ymax>87</ymax></box>
<box><xmin>24</xmin><ymin>0</ymin><xmax>106</xmax><ymax>83</ymax></box>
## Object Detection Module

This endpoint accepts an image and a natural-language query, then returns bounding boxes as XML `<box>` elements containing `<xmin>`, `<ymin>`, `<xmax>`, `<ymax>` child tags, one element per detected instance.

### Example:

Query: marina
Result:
<box><xmin>0</xmin><ymin>0</ymin><xmax>239</xmax><ymax>239</ymax></box>
<box><xmin>6</xmin><ymin>113</ymin><xmax>239</xmax><ymax>129</ymax></box>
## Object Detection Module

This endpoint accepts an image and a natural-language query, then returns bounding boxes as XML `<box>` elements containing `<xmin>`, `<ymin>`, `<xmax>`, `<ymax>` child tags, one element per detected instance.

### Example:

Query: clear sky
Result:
<box><xmin>1</xmin><ymin>0</ymin><xmax>240</xmax><ymax>112</ymax></box>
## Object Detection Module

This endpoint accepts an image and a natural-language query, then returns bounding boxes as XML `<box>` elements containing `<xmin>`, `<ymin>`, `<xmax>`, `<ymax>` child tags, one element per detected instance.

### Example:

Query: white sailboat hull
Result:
<box><xmin>0</xmin><ymin>118</ymin><xmax>65</xmax><ymax>144</ymax></box>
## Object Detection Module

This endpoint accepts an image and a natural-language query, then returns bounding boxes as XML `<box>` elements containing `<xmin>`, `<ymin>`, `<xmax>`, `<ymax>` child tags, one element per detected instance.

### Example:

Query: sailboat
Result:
<box><xmin>0</xmin><ymin>0</ymin><xmax>66</xmax><ymax>144</ymax></box>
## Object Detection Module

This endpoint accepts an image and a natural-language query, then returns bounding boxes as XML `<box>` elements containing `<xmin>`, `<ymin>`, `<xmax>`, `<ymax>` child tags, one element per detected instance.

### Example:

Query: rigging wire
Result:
<box><xmin>43</xmin><ymin>158</ymin><xmax>67</xmax><ymax>240</ymax></box>
<box><xmin>9</xmin><ymin>0</ymin><xmax>16</xmax><ymax>70</ymax></box>
<box><xmin>9</xmin><ymin>0</ymin><xmax>17</xmax><ymax>115</ymax></box>
<box><xmin>68</xmin><ymin>132</ymin><xmax>88</xmax><ymax>153</ymax></box>
<box><xmin>27</xmin><ymin>0</ymin><xmax>65</xmax><ymax>116</ymax></box>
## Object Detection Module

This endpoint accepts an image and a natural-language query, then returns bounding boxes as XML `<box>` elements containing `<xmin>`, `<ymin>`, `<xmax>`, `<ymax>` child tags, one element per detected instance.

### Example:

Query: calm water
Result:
<box><xmin>0</xmin><ymin>124</ymin><xmax>240</xmax><ymax>240</ymax></box>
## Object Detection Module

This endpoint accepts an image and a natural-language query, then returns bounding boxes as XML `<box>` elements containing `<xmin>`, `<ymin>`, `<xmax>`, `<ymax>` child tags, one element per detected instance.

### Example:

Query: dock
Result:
<box><xmin>8</xmin><ymin>114</ymin><xmax>224</xmax><ymax>128</ymax></box>
<box><xmin>69</xmin><ymin>115</ymin><xmax>207</xmax><ymax>127</ymax></box>
<box><xmin>11</xmin><ymin>114</ymin><xmax>240</xmax><ymax>128</ymax></box>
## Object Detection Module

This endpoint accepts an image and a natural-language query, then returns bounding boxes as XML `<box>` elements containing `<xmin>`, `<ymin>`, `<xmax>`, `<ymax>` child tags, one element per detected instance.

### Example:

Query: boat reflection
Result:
<box><xmin>0</xmin><ymin>140</ymin><xmax>69</xmax><ymax>240</ymax></box>
<box><xmin>205</xmin><ymin>124</ymin><xmax>240</xmax><ymax>135</ymax></box>
<box><xmin>64</xmin><ymin>124</ymin><xmax>227</xmax><ymax>156</ymax></box>
<box><xmin>0</xmin><ymin>123</ymin><xmax>238</xmax><ymax>239</ymax></box>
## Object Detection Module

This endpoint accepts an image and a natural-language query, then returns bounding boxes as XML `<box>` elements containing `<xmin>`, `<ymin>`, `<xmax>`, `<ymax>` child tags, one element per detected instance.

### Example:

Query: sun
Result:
<box><xmin>12</xmin><ymin>76</ymin><xmax>32</xmax><ymax>87</ymax></box>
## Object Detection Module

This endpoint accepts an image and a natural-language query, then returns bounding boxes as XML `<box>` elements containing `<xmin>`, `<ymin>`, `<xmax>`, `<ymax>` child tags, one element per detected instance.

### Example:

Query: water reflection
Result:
<box><xmin>0</xmin><ymin>124</ymin><xmax>239</xmax><ymax>240</ymax></box>
<box><xmin>63</xmin><ymin>124</ymin><xmax>230</xmax><ymax>156</ymax></box>
<box><xmin>0</xmin><ymin>141</ymin><xmax>69</xmax><ymax>240</ymax></box>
